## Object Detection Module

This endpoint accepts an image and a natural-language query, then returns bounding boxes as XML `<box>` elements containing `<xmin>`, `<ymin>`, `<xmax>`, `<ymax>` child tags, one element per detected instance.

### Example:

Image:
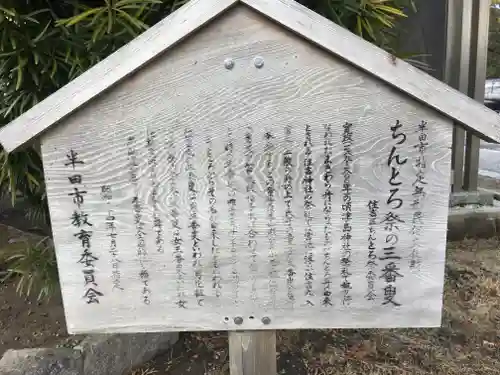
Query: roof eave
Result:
<box><xmin>1</xmin><ymin>0</ymin><xmax>500</xmax><ymax>153</ymax></box>
<box><xmin>0</xmin><ymin>0</ymin><xmax>240</xmax><ymax>153</ymax></box>
<box><xmin>241</xmin><ymin>0</ymin><xmax>500</xmax><ymax>143</ymax></box>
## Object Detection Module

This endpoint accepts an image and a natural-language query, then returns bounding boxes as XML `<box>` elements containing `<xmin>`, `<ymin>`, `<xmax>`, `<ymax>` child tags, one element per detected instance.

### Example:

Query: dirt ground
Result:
<box><xmin>1</xmin><ymin>189</ymin><xmax>500</xmax><ymax>373</ymax></box>
<box><xmin>128</xmin><ymin>238</ymin><xmax>500</xmax><ymax>375</ymax></box>
<box><xmin>0</xmin><ymin>224</ymin><xmax>82</xmax><ymax>357</ymax></box>
<box><xmin>0</xmin><ymin>278</ymin><xmax>74</xmax><ymax>356</ymax></box>
<box><xmin>0</xmin><ymin>230</ymin><xmax>499</xmax><ymax>373</ymax></box>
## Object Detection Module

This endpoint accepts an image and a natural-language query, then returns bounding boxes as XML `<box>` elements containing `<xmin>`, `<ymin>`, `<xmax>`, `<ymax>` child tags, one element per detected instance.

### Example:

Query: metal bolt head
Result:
<box><xmin>234</xmin><ymin>316</ymin><xmax>243</xmax><ymax>325</ymax></box>
<box><xmin>261</xmin><ymin>316</ymin><xmax>271</xmax><ymax>325</ymax></box>
<box><xmin>254</xmin><ymin>56</ymin><xmax>264</xmax><ymax>69</ymax></box>
<box><xmin>224</xmin><ymin>58</ymin><xmax>234</xmax><ymax>70</ymax></box>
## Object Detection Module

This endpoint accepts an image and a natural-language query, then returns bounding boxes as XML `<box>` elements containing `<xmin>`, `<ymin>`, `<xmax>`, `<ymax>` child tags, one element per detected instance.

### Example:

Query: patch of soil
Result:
<box><xmin>129</xmin><ymin>238</ymin><xmax>500</xmax><ymax>375</ymax></box>
<box><xmin>2</xmin><ymin>189</ymin><xmax>500</xmax><ymax>373</ymax></box>
<box><xmin>0</xmin><ymin>223</ymin><xmax>82</xmax><ymax>357</ymax></box>
<box><xmin>0</xmin><ymin>278</ymin><xmax>73</xmax><ymax>357</ymax></box>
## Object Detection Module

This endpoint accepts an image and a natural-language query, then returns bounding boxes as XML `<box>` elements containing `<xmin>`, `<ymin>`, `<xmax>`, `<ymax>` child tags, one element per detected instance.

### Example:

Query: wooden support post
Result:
<box><xmin>464</xmin><ymin>0</ymin><xmax>491</xmax><ymax>191</ymax></box>
<box><xmin>446</xmin><ymin>0</ymin><xmax>472</xmax><ymax>193</ymax></box>
<box><xmin>229</xmin><ymin>330</ymin><xmax>277</xmax><ymax>375</ymax></box>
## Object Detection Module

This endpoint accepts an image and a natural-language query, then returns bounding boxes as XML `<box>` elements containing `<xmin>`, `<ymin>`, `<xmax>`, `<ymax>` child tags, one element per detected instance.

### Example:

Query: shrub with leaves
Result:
<box><xmin>488</xmin><ymin>3</ymin><xmax>500</xmax><ymax>78</ymax></box>
<box><xmin>0</xmin><ymin>236</ymin><xmax>59</xmax><ymax>301</ymax></box>
<box><xmin>0</xmin><ymin>0</ymin><xmax>416</xmax><ymax>299</ymax></box>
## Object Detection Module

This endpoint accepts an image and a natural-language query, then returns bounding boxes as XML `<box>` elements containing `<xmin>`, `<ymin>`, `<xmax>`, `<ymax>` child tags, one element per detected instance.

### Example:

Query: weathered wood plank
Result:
<box><xmin>463</xmin><ymin>0</ymin><xmax>491</xmax><ymax>191</ymax></box>
<box><xmin>446</xmin><ymin>0</ymin><xmax>472</xmax><ymax>192</ymax></box>
<box><xmin>464</xmin><ymin>134</ymin><xmax>480</xmax><ymax>190</ymax></box>
<box><xmin>452</xmin><ymin>127</ymin><xmax>466</xmax><ymax>192</ymax></box>
<box><xmin>41</xmin><ymin>6</ymin><xmax>452</xmax><ymax>334</ymax></box>
<box><xmin>242</xmin><ymin>0</ymin><xmax>500</xmax><ymax>143</ymax></box>
<box><xmin>229</xmin><ymin>331</ymin><xmax>277</xmax><ymax>375</ymax></box>
<box><xmin>0</xmin><ymin>0</ymin><xmax>239</xmax><ymax>153</ymax></box>
<box><xmin>1</xmin><ymin>0</ymin><xmax>500</xmax><ymax>153</ymax></box>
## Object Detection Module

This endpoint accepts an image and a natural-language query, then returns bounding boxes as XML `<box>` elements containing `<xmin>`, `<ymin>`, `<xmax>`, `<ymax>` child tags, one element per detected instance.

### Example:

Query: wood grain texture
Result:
<box><xmin>241</xmin><ymin>0</ymin><xmax>500</xmax><ymax>143</ymax></box>
<box><xmin>0</xmin><ymin>0</ymin><xmax>239</xmax><ymax>153</ymax></box>
<box><xmin>1</xmin><ymin>0</ymin><xmax>500</xmax><ymax>153</ymax></box>
<box><xmin>41</xmin><ymin>6</ymin><xmax>452</xmax><ymax>334</ymax></box>
<box><xmin>229</xmin><ymin>331</ymin><xmax>277</xmax><ymax>375</ymax></box>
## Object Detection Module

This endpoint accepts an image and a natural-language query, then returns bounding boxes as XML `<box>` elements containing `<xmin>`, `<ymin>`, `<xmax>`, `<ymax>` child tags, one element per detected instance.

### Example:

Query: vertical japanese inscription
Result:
<box><xmin>101</xmin><ymin>185</ymin><xmax>123</xmax><ymax>291</ymax></box>
<box><xmin>303</xmin><ymin>124</ymin><xmax>315</xmax><ymax>306</ymax></box>
<box><xmin>206</xmin><ymin>138</ymin><xmax>221</xmax><ymax>298</ymax></box>
<box><xmin>147</xmin><ymin>130</ymin><xmax>164</xmax><ymax>254</ymax></box>
<box><xmin>66</xmin><ymin>150</ymin><xmax>102</xmax><ymax>304</ymax></box>
<box><xmin>283</xmin><ymin>125</ymin><xmax>295</xmax><ymax>304</ymax></box>
<box><xmin>366</xmin><ymin>200</ymin><xmax>379</xmax><ymax>301</ymax></box>
<box><xmin>167</xmin><ymin>135</ymin><xmax>186</xmax><ymax>309</ymax></box>
<box><xmin>410</xmin><ymin>120</ymin><xmax>428</xmax><ymax>270</ymax></box>
<box><xmin>381</xmin><ymin>120</ymin><xmax>407</xmax><ymax>307</ymax></box>
<box><xmin>127</xmin><ymin>136</ymin><xmax>150</xmax><ymax>305</ymax></box>
<box><xmin>185</xmin><ymin>129</ymin><xmax>204</xmax><ymax>306</ymax></box>
<box><xmin>322</xmin><ymin>124</ymin><xmax>334</xmax><ymax>307</ymax></box>
<box><xmin>245</xmin><ymin>127</ymin><xmax>258</xmax><ymax>302</ymax></box>
<box><xmin>341</xmin><ymin>122</ymin><xmax>353</xmax><ymax>306</ymax></box>
<box><xmin>225</xmin><ymin>127</ymin><xmax>239</xmax><ymax>303</ymax></box>
<box><xmin>265</xmin><ymin>131</ymin><xmax>278</xmax><ymax>307</ymax></box>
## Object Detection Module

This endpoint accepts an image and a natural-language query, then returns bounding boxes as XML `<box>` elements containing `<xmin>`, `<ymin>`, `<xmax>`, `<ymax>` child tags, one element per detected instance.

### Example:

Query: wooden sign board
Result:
<box><xmin>40</xmin><ymin>5</ymin><xmax>452</xmax><ymax>334</ymax></box>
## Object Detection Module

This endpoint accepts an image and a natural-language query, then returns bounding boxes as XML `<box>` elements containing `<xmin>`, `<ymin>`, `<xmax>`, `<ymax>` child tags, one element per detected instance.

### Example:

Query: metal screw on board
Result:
<box><xmin>224</xmin><ymin>58</ymin><xmax>234</xmax><ymax>70</ymax></box>
<box><xmin>261</xmin><ymin>316</ymin><xmax>271</xmax><ymax>325</ymax></box>
<box><xmin>254</xmin><ymin>56</ymin><xmax>264</xmax><ymax>68</ymax></box>
<box><xmin>234</xmin><ymin>316</ymin><xmax>243</xmax><ymax>325</ymax></box>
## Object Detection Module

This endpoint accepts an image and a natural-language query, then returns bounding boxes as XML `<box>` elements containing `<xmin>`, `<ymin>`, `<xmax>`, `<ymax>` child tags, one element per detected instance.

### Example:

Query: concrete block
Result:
<box><xmin>77</xmin><ymin>332</ymin><xmax>178</xmax><ymax>375</ymax></box>
<box><xmin>449</xmin><ymin>191</ymin><xmax>494</xmax><ymax>207</ymax></box>
<box><xmin>448</xmin><ymin>207</ymin><xmax>500</xmax><ymax>241</ymax></box>
<box><xmin>0</xmin><ymin>348</ymin><xmax>83</xmax><ymax>375</ymax></box>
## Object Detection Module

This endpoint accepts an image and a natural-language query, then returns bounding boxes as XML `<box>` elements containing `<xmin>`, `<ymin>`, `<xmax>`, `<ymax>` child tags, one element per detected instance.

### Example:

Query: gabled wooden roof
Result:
<box><xmin>1</xmin><ymin>0</ymin><xmax>499</xmax><ymax>152</ymax></box>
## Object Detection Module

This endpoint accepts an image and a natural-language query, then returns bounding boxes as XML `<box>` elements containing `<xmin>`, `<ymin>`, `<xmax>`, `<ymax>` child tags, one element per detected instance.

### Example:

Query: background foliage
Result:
<box><xmin>0</xmin><ymin>0</ymin><xmax>415</xmax><ymax>228</ymax></box>
<box><xmin>489</xmin><ymin>4</ymin><xmax>500</xmax><ymax>77</ymax></box>
<box><xmin>0</xmin><ymin>236</ymin><xmax>58</xmax><ymax>301</ymax></box>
